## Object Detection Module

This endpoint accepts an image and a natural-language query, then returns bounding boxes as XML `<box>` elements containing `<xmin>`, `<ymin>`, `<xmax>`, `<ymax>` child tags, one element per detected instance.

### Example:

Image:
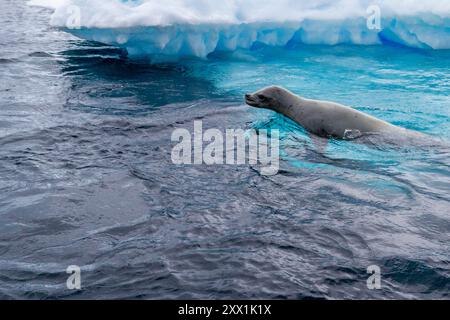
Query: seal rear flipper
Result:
<box><xmin>309</xmin><ymin>133</ymin><xmax>329</xmax><ymax>154</ymax></box>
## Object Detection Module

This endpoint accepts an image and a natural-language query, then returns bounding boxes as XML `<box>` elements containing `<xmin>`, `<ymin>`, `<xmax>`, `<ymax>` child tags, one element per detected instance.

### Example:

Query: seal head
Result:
<box><xmin>245</xmin><ymin>86</ymin><xmax>295</xmax><ymax>112</ymax></box>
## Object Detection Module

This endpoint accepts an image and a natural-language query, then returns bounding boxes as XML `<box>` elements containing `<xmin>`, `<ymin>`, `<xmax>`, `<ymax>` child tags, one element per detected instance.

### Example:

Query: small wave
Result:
<box><xmin>0</xmin><ymin>58</ymin><xmax>19</xmax><ymax>64</ymax></box>
<box><xmin>28</xmin><ymin>51</ymin><xmax>54</xmax><ymax>58</ymax></box>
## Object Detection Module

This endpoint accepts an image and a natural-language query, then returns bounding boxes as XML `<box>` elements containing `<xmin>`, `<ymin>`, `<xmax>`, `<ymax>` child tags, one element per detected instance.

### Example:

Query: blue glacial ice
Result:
<box><xmin>29</xmin><ymin>0</ymin><xmax>450</xmax><ymax>58</ymax></box>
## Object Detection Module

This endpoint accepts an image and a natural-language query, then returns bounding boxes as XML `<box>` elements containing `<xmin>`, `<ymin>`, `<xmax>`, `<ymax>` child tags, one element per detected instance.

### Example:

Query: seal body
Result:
<box><xmin>245</xmin><ymin>86</ymin><xmax>424</xmax><ymax>141</ymax></box>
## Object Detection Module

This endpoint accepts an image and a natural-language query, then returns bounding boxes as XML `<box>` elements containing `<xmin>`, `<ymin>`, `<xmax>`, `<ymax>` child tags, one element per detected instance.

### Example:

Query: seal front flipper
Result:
<box><xmin>309</xmin><ymin>133</ymin><xmax>329</xmax><ymax>154</ymax></box>
<box><xmin>343</xmin><ymin>129</ymin><xmax>363</xmax><ymax>140</ymax></box>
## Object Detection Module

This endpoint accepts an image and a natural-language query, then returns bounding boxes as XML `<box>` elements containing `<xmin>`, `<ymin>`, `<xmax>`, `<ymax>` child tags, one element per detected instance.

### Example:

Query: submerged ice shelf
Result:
<box><xmin>30</xmin><ymin>0</ymin><xmax>450</xmax><ymax>58</ymax></box>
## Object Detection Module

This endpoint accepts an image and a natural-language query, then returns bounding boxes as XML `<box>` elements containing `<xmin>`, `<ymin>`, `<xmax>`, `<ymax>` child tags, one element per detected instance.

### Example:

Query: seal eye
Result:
<box><xmin>257</xmin><ymin>94</ymin><xmax>268</xmax><ymax>102</ymax></box>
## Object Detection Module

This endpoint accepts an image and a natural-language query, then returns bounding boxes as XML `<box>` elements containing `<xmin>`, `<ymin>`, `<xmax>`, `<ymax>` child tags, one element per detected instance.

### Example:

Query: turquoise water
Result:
<box><xmin>213</xmin><ymin>44</ymin><xmax>450</xmax><ymax>154</ymax></box>
<box><xmin>203</xmin><ymin>45</ymin><xmax>450</xmax><ymax>136</ymax></box>
<box><xmin>0</xmin><ymin>2</ymin><xmax>449</xmax><ymax>299</ymax></box>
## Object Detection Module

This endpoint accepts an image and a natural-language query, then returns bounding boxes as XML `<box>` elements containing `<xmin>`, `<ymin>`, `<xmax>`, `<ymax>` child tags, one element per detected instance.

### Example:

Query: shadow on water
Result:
<box><xmin>57</xmin><ymin>41</ymin><xmax>227</xmax><ymax>116</ymax></box>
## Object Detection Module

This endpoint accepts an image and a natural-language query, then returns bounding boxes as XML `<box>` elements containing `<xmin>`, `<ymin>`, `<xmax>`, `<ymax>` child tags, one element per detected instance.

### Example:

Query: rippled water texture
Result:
<box><xmin>0</xmin><ymin>1</ymin><xmax>449</xmax><ymax>299</ymax></box>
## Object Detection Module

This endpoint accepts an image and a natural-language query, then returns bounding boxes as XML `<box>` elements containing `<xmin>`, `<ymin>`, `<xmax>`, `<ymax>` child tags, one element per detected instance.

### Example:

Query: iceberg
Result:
<box><xmin>29</xmin><ymin>0</ymin><xmax>450</xmax><ymax>58</ymax></box>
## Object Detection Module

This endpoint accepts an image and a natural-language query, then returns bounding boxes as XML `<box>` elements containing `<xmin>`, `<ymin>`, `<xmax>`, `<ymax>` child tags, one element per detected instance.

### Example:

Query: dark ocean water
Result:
<box><xmin>0</xmin><ymin>1</ymin><xmax>449</xmax><ymax>299</ymax></box>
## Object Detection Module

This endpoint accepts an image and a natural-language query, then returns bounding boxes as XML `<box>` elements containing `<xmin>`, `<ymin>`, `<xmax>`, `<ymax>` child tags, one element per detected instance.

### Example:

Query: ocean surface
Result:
<box><xmin>0</xmin><ymin>1</ymin><xmax>449</xmax><ymax>299</ymax></box>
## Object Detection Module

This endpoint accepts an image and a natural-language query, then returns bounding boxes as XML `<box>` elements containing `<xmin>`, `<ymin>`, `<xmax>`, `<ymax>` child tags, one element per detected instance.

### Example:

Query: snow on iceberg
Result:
<box><xmin>30</xmin><ymin>0</ymin><xmax>450</xmax><ymax>58</ymax></box>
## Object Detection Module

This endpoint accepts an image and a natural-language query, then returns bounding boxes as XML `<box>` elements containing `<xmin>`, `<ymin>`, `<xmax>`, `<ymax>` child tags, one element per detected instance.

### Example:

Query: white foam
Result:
<box><xmin>29</xmin><ymin>0</ymin><xmax>450</xmax><ymax>57</ymax></box>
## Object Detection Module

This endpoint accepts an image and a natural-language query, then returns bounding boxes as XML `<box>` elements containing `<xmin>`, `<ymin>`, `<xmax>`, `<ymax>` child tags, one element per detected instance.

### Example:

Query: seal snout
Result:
<box><xmin>245</xmin><ymin>93</ymin><xmax>259</xmax><ymax>107</ymax></box>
